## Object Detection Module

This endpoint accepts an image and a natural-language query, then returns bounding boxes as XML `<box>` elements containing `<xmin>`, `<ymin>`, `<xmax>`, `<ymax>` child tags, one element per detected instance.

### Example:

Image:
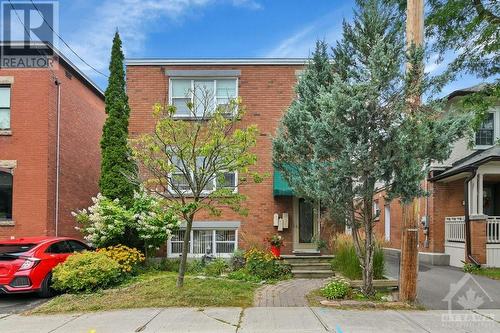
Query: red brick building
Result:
<box><xmin>126</xmin><ymin>59</ymin><xmax>337</xmax><ymax>258</ymax></box>
<box><xmin>373</xmin><ymin>85</ymin><xmax>500</xmax><ymax>268</ymax></box>
<box><xmin>0</xmin><ymin>47</ymin><xmax>105</xmax><ymax>240</ymax></box>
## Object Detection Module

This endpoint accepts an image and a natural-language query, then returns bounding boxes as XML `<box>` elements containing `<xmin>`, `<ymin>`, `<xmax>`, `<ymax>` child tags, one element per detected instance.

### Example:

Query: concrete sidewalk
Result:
<box><xmin>1</xmin><ymin>307</ymin><xmax>499</xmax><ymax>333</ymax></box>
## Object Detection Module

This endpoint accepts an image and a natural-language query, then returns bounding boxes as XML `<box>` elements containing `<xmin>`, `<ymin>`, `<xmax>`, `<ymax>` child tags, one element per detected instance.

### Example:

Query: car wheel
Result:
<box><xmin>37</xmin><ymin>272</ymin><xmax>55</xmax><ymax>298</ymax></box>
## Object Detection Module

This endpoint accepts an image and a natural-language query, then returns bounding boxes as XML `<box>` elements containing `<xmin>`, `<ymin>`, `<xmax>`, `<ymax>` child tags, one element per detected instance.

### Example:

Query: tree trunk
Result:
<box><xmin>177</xmin><ymin>215</ymin><xmax>193</xmax><ymax>288</ymax></box>
<box><xmin>362</xmin><ymin>211</ymin><xmax>375</xmax><ymax>296</ymax></box>
<box><xmin>399</xmin><ymin>201</ymin><xmax>419</xmax><ymax>301</ymax></box>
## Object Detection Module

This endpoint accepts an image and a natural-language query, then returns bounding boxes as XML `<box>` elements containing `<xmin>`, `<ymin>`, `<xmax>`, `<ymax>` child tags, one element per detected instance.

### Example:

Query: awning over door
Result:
<box><xmin>273</xmin><ymin>168</ymin><xmax>294</xmax><ymax>196</ymax></box>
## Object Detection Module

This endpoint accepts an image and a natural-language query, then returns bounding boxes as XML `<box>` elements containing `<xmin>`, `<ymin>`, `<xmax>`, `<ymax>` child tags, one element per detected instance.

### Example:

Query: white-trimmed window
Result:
<box><xmin>373</xmin><ymin>200</ymin><xmax>380</xmax><ymax>220</ymax></box>
<box><xmin>169</xmin><ymin>78</ymin><xmax>237</xmax><ymax>117</ymax></box>
<box><xmin>475</xmin><ymin>112</ymin><xmax>495</xmax><ymax>147</ymax></box>
<box><xmin>169</xmin><ymin>228</ymin><xmax>238</xmax><ymax>257</ymax></box>
<box><xmin>0</xmin><ymin>86</ymin><xmax>11</xmax><ymax>130</ymax></box>
<box><xmin>168</xmin><ymin>155</ymin><xmax>237</xmax><ymax>195</ymax></box>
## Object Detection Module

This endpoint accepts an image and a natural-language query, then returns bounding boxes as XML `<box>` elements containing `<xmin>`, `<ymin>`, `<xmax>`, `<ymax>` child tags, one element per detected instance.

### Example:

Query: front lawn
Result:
<box><xmin>30</xmin><ymin>271</ymin><xmax>258</xmax><ymax>314</ymax></box>
<box><xmin>472</xmin><ymin>267</ymin><xmax>500</xmax><ymax>280</ymax></box>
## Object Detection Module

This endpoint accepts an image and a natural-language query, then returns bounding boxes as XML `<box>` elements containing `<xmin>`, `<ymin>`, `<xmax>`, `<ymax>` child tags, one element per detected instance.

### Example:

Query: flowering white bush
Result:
<box><xmin>131</xmin><ymin>190</ymin><xmax>179</xmax><ymax>249</ymax></box>
<box><xmin>73</xmin><ymin>190</ymin><xmax>179</xmax><ymax>249</ymax></box>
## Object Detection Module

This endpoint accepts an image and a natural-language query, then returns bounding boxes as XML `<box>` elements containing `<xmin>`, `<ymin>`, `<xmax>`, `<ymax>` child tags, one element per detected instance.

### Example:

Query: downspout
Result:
<box><xmin>55</xmin><ymin>79</ymin><xmax>61</xmax><ymax>237</ymax></box>
<box><xmin>464</xmin><ymin>167</ymin><xmax>481</xmax><ymax>267</ymax></box>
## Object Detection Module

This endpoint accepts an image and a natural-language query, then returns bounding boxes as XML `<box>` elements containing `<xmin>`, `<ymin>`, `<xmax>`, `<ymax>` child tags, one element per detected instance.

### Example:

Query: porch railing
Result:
<box><xmin>487</xmin><ymin>217</ymin><xmax>500</xmax><ymax>243</ymax></box>
<box><xmin>445</xmin><ymin>216</ymin><xmax>465</xmax><ymax>243</ymax></box>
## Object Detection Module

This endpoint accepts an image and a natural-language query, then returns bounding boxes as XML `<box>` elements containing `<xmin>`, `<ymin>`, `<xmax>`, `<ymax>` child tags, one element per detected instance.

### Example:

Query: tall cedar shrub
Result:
<box><xmin>99</xmin><ymin>32</ymin><xmax>138</xmax><ymax>205</ymax></box>
<box><xmin>273</xmin><ymin>0</ymin><xmax>472</xmax><ymax>296</ymax></box>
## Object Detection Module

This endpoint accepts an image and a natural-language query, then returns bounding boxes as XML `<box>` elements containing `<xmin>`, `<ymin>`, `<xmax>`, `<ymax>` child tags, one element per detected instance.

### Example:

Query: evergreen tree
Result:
<box><xmin>274</xmin><ymin>0</ymin><xmax>472</xmax><ymax>295</ymax></box>
<box><xmin>99</xmin><ymin>32</ymin><xmax>138</xmax><ymax>205</ymax></box>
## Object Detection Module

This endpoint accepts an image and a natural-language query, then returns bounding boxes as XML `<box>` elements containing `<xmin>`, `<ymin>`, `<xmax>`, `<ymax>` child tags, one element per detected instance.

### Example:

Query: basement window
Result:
<box><xmin>168</xmin><ymin>228</ymin><xmax>237</xmax><ymax>257</ymax></box>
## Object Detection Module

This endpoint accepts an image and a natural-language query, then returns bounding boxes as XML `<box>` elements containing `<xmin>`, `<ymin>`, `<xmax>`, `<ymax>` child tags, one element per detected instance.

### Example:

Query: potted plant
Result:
<box><xmin>266</xmin><ymin>234</ymin><xmax>284</xmax><ymax>257</ymax></box>
<box><xmin>313</xmin><ymin>235</ymin><xmax>328</xmax><ymax>253</ymax></box>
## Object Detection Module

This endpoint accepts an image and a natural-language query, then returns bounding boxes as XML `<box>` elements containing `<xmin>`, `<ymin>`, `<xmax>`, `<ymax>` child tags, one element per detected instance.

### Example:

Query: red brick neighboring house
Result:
<box><xmin>126</xmin><ymin>59</ymin><xmax>338</xmax><ymax>258</ymax></box>
<box><xmin>0</xmin><ymin>46</ymin><xmax>105</xmax><ymax>240</ymax></box>
<box><xmin>373</xmin><ymin>84</ymin><xmax>500</xmax><ymax>268</ymax></box>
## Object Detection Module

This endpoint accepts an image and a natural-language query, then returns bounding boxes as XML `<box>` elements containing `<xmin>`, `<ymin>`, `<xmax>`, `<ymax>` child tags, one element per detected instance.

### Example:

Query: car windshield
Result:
<box><xmin>0</xmin><ymin>244</ymin><xmax>36</xmax><ymax>255</ymax></box>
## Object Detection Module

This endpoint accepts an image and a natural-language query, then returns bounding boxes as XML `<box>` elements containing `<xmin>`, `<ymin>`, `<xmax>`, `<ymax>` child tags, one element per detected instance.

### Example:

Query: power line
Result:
<box><xmin>29</xmin><ymin>0</ymin><xmax>109</xmax><ymax>78</ymax></box>
<box><xmin>7</xmin><ymin>0</ymin><xmax>58</xmax><ymax>80</ymax></box>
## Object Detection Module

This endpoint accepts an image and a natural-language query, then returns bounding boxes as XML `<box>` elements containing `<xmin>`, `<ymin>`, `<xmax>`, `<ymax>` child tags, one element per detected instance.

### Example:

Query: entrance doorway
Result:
<box><xmin>293</xmin><ymin>197</ymin><xmax>319</xmax><ymax>252</ymax></box>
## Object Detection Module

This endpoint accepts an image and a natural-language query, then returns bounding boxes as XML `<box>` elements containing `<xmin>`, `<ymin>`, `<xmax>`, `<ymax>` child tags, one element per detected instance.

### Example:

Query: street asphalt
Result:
<box><xmin>385</xmin><ymin>255</ymin><xmax>500</xmax><ymax>310</ymax></box>
<box><xmin>0</xmin><ymin>293</ymin><xmax>49</xmax><ymax>315</ymax></box>
<box><xmin>1</xmin><ymin>307</ymin><xmax>499</xmax><ymax>332</ymax></box>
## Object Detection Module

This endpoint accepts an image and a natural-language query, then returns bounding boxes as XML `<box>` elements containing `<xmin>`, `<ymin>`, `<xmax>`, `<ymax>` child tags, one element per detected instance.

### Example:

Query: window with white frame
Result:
<box><xmin>168</xmin><ymin>155</ymin><xmax>237</xmax><ymax>195</ymax></box>
<box><xmin>475</xmin><ymin>112</ymin><xmax>495</xmax><ymax>146</ymax></box>
<box><xmin>169</xmin><ymin>229</ymin><xmax>237</xmax><ymax>257</ymax></box>
<box><xmin>0</xmin><ymin>86</ymin><xmax>11</xmax><ymax>130</ymax></box>
<box><xmin>169</xmin><ymin>78</ymin><xmax>237</xmax><ymax>117</ymax></box>
<box><xmin>373</xmin><ymin>200</ymin><xmax>380</xmax><ymax>219</ymax></box>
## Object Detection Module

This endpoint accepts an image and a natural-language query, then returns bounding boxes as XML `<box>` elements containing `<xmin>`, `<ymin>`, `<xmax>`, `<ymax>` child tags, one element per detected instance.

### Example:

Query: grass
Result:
<box><xmin>29</xmin><ymin>271</ymin><xmax>258</xmax><ymax>314</ymax></box>
<box><xmin>472</xmin><ymin>267</ymin><xmax>500</xmax><ymax>280</ymax></box>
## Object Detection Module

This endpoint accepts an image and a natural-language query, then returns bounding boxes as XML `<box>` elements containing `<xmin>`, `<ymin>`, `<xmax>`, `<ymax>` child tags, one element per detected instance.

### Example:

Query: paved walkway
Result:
<box><xmin>1</xmin><ymin>307</ymin><xmax>499</xmax><ymax>332</ymax></box>
<box><xmin>254</xmin><ymin>278</ymin><xmax>330</xmax><ymax>306</ymax></box>
<box><xmin>386</xmin><ymin>256</ymin><xmax>500</xmax><ymax>309</ymax></box>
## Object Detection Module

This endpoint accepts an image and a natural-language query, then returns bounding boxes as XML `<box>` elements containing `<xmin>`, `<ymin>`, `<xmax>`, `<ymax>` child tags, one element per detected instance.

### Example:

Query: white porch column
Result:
<box><xmin>469</xmin><ymin>174</ymin><xmax>478</xmax><ymax>215</ymax></box>
<box><xmin>478</xmin><ymin>173</ymin><xmax>484</xmax><ymax>215</ymax></box>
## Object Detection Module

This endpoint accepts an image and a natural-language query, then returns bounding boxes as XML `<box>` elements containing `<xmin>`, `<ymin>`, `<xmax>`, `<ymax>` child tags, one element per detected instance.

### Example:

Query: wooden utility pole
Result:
<box><xmin>399</xmin><ymin>0</ymin><xmax>424</xmax><ymax>302</ymax></box>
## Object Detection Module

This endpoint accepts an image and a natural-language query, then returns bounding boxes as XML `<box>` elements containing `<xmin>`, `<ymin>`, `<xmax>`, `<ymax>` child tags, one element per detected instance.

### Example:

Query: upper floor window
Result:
<box><xmin>0</xmin><ymin>170</ymin><xmax>13</xmax><ymax>220</ymax></box>
<box><xmin>475</xmin><ymin>112</ymin><xmax>495</xmax><ymax>147</ymax></box>
<box><xmin>168</xmin><ymin>155</ymin><xmax>237</xmax><ymax>195</ymax></box>
<box><xmin>0</xmin><ymin>86</ymin><xmax>11</xmax><ymax>130</ymax></box>
<box><xmin>169</xmin><ymin>78</ymin><xmax>237</xmax><ymax>118</ymax></box>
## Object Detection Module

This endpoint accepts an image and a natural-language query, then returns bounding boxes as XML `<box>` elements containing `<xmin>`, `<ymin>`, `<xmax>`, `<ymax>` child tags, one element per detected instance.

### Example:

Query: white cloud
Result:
<box><xmin>62</xmin><ymin>0</ymin><xmax>212</xmax><ymax>79</ymax></box>
<box><xmin>263</xmin><ymin>10</ymin><xmax>344</xmax><ymax>58</ymax></box>
<box><xmin>231</xmin><ymin>0</ymin><xmax>262</xmax><ymax>10</ymax></box>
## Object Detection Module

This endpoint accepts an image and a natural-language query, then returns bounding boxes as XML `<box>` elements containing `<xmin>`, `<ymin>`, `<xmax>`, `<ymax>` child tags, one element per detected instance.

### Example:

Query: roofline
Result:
<box><xmin>429</xmin><ymin>156</ymin><xmax>500</xmax><ymax>181</ymax></box>
<box><xmin>125</xmin><ymin>58</ymin><xmax>309</xmax><ymax>66</ymax></box>
<box><xmin>0</xmin><ymin>42</ymin><xmax>104</xmax><ymax>99</ymax></box>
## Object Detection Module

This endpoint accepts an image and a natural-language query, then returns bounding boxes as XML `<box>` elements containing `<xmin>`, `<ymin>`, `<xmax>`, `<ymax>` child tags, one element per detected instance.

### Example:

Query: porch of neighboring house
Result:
<box><xmin>435</xmin><ymin>150</ymin><xmax>500</xmax><ymax>268</ymax></box>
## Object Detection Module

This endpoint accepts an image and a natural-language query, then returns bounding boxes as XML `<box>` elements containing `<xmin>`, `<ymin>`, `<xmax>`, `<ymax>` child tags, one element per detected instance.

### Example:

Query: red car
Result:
<box><xmin>0</xmin><ymin>237</ymin><xmax>90</xmax><ymax>297</ymax></box>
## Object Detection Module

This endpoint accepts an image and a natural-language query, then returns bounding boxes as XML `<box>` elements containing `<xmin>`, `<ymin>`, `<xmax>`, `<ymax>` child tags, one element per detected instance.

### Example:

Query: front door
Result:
<box><xmin>293</xmin><ymin>197</ymin><xmax>318</xmax><ymax>252</ymax></box>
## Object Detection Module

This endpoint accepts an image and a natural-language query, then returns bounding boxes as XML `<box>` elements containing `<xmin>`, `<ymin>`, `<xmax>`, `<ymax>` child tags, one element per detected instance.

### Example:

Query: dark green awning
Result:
<box><xmin>273</xmin><ymin>168</ymin><xmax>294</xmax><ymax>196</ymax></box>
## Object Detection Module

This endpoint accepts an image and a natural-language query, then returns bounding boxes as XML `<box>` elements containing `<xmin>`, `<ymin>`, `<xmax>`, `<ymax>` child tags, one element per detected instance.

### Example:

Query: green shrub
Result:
<box><xmin>463</xmin><ymin>262</ymin><xmax>480</xmax><ymax>273</ymax></box>
<box><xmin>321</xmin><ymin>277</ymin><xmax>351</xmax><ymax>299</ymax></box>
<box><xmin>204</xmin><ymin>258</ymin><xmax>228</xmax><ymax>277</ymax></box>
<box><xmin>331</xmin><ymin>234</ymin><xmax>385</xmax><ymax>280</ymax></box>
<box><xmin>230</xmin><ymin>249</ymin><xmax>246</xmax><ymax>271</ymax></box>
<box><xmin>227</xmin><ymin>269</ymin><xmax>262</xmax><ymax>282</ymax></box>
<box><xmin>97</xmin><ymin>245</ymin><xmax>145</xmax><ymax>274</ymax></box>
<box><xmin>187</xmin><ymin>260</ymin><xmax>205</xmax><ymax>274</ymax></box>
<box><xmin>52</xmin><ymin>251</ymin><xmax>122</xmax><ymax>293</ymax></box>
<box><xmin>157</xmin><ymin>258</ymin><xmax>205</xmax><ymax>274</ymax></box>
<box><xmin>244</xmin><ymin>248</ymin><xmax>291</xmax><ymax>280</ymax></box>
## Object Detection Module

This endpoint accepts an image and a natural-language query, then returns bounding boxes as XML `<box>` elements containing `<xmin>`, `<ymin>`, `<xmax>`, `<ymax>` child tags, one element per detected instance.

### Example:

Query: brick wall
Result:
<box><xmin>373</xmin><ymin>178</ymin><xmax>466</xmax><ymax>254</ymax></box>
<box><xmin>0</xmin><ymin>61</ymin><xmax>104</xmax><ymax>240</ymax></box>
<box><xmin>127</xmin><ymin>64</ymin><xmax>318</xmax><ymax>254</ymax></box>
<box><xmin>49</xmin><ymin>65</ymin><xmax>106</xmax><ymax>238</ymax></box>
<box><xmin>0</xmin><ymin>69</ymin><xmax>52</xmax><ymax>238</ymax></box>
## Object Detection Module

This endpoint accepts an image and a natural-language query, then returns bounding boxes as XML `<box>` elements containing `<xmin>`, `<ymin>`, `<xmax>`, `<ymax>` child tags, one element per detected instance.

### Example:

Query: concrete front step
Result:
<box><xmin>289</xmin><ymin>263</ymin><xmax>332</xmax><ymax>271</ymax></box>
<box><xmin>291</xmin><ymin>270</ymin><xmax>335</xmax><ymax>278</ymax></box>
<box><xmin>281</xmin><ymin>255</ymin><xmax>334</xmax><ymax>264</ymax></box>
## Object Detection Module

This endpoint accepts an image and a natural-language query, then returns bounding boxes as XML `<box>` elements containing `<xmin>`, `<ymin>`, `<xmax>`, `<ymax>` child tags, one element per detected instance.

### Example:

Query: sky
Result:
<box><xmin>6</xmin><ymin>0</ymin><xmax>488</xmax><ymax>93</ymax></box>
